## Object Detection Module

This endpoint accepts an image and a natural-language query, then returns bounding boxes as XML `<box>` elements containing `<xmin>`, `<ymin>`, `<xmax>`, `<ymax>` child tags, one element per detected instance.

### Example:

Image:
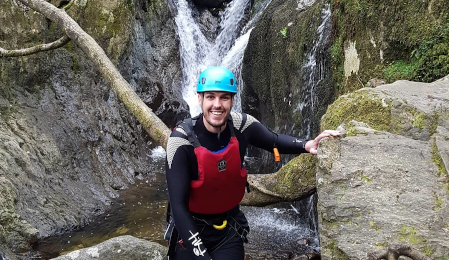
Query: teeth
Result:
<box><xmin>212</xmin><ymin>111</ymin><xmax>223</xmax><ymax>115</ymax></box>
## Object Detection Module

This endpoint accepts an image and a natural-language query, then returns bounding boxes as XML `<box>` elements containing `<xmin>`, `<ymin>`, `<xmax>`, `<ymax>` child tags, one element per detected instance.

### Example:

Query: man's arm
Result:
<box><xmin>165</xmin><ymin>133</ymin><xmax>211</xmax><ymax>260</ymax></box>
<box><xmin>241</xmin><ymin>114</ymin><xmax>340</xmax><ymax>154</ymax></box>
<box><xmin>242</xmin><ymin>116</ymin><xmax>308</xmax><ymax>154</ymax></box>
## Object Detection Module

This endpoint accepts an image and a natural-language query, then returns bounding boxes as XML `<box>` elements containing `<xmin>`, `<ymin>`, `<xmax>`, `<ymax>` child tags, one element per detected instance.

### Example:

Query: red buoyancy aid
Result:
<box><xmin>183</xmin><ymin>117</ymin><xmax>247</xmax><ymax>214</ymax></box>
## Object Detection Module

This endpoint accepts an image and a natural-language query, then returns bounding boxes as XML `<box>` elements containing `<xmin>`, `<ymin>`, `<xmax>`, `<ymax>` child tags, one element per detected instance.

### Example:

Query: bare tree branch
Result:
<box><xmin>0</xmin><ymin>35</ymin><xmax>70</xmax><ymax>57</ymax></box>
<box><xmin>16</xmin><ymin>0</ymin><xmax>171</xmax><ymax>149</ymax></box>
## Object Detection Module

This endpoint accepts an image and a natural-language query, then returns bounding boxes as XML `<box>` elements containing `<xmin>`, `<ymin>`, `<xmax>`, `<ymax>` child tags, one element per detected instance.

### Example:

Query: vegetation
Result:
<box><xmin>279</xmin><ymin>27</ymin><xmax>287</xmax><ymax>38</ymax></box>
<box><xmin>320</xmin><ymin>90</ymin><xmax>391</xmax><ymax>131</ymax></box>
<box><xmin>330</xmin><ymin>0</ymin><xmax>449</xmax><ymax>94</ymax></box>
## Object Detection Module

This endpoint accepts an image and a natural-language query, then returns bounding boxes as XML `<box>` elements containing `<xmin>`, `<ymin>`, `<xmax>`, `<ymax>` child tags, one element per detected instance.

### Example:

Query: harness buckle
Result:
<box><xmin>213</xmin><ymin>220</ymin><xmax>227</xmax><ymax>230</ymax></box>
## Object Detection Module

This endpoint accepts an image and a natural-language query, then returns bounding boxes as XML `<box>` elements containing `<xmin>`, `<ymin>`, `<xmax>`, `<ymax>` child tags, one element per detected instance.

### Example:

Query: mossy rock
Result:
<box><xmin>321</xmin><ymin>85</ymin><xmax>444</xmax><ymax>141</ymax></box>
<box><xmin>241</xmin><ymin>154</ymin><xmax>317</xmax><ymax>206</ymax></box>
<box><xmin>320</xmin><ymin>89</ymin><xmax>391</xmax><ymax>132</ymax></box>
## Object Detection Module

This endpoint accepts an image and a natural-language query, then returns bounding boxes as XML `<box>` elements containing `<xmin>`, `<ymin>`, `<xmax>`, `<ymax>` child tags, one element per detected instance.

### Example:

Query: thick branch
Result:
<box><xmin>0</xmin><ymin>35</ymin><xmax>70</xmax><ymax>57</ymax></box>
<box><xmin>17</xmin><ymin>0</ymin><xmax>171</xmax><ymax>149</ymax></box>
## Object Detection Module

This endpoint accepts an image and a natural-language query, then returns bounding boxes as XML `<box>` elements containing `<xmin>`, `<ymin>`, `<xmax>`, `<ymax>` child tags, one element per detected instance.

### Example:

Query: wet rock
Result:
<box><xmin>192</xmin><ymin>0</ymin><xmax>231</xmax><ymax>8</ymax></box>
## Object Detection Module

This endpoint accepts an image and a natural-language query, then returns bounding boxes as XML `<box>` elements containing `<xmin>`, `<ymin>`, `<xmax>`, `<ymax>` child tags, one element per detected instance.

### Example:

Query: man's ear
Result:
<box><xmin>197</xmin><ymin>93</ymin><xmax>203</xmax><ymax>106</ymax></box>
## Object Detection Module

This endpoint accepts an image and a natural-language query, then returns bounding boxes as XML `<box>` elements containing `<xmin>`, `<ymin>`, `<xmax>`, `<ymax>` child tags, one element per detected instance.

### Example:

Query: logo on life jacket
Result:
<box><xmin>217</xmin><ymin>159</ymin><xmax>227</xmax><ymax>172</ymax></box>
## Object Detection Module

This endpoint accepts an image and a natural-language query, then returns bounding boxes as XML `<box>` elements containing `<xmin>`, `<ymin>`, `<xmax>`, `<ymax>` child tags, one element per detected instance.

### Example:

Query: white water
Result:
<box><xmin>300</xmin><ymin>4</ymin><xmax>331</xmax><ymax>138</ymax></box>
<box><xmin>172</xmin><ymin>0</ymin><xmax>264</xmax><ymax>117</ymax></box>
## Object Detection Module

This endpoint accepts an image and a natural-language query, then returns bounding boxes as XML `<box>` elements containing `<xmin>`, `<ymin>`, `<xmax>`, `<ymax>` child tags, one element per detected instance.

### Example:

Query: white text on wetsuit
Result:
<box><xmin>189</xmin><ymin>231</ymin><xmax>206</xmax><ymax>256</ymax></box>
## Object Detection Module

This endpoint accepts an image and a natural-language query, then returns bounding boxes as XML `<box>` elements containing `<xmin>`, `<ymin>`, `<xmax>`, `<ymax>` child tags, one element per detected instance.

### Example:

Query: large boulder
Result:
<box><xmin>317</xmin><ymin>76</ymin><xmax>449</xmax><ymax>259</ymax></box>
<box><xmin>51</xmin><ymin>235</ymin><xmax>167</xmax><ymax>260</ymax></box>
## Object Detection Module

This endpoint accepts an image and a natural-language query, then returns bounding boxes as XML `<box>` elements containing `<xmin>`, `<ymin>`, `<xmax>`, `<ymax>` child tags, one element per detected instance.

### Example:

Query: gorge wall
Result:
<box><xmin>0</xmin><ymin>0</ymin><xmax>186</xmax><ymax>256</ymax></box>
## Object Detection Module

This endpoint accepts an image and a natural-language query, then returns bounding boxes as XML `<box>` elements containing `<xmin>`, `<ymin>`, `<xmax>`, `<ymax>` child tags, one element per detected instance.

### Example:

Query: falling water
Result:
<box><xmin>172</xmin><ymin>0</ymin><xmax>258</xmax><ymax>116</ymax></box>
<box><xmin>299</xmin><ymin>4</ymin><xmax>331</xmax><ymax>139</ymax></box>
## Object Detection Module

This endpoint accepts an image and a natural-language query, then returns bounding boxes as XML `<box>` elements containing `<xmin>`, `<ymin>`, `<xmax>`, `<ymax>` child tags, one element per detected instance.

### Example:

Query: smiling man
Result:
<box><xmin>164</xmin><ymin>66</ymin><xmax>340</xmax><ymax>260</ymax></box>
<box><xmin>199</xmin><ymin>91</ymin><xmax>233</xmax><ymax>132</ymax></box>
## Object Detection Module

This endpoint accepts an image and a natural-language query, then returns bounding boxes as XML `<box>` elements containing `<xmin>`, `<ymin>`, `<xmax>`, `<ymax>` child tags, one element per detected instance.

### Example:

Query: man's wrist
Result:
<box><xmin>304</xmin><ymin>140</ymin><xmax>312</xmax><ymax>152</ymax></box>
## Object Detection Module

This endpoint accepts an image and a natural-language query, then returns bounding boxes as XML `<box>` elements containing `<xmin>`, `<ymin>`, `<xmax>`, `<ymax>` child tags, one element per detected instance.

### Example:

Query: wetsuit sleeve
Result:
<box><xmin>165</xmin><ymin>131</ymin><xmax>211</xmax><ymax>260</ymax></box>
<box><xmin>242</xmin><ymin>115</ymin><xmax>309</xmax><ymax>154</ymax></box>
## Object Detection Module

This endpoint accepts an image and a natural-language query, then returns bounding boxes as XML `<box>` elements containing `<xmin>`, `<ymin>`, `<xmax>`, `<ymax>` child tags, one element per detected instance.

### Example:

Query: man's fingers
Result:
<box><xmin>323</xmin><ymin>130</ymin><xmax>341</xmax><ymax>136</ymax></box>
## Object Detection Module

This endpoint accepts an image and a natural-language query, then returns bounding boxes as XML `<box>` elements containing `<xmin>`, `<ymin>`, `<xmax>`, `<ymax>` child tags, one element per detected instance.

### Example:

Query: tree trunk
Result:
<box><xmin>16</xmin><ymin>0</ymin><xmax>171</xmax><ymax>149</ymax></box>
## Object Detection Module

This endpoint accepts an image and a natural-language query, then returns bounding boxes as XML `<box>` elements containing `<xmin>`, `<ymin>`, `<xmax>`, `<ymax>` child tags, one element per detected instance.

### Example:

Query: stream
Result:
<box><xmin>33</xmin><ymin>154</ymin><xmax>319</xmax><ymax>259</ymax></box>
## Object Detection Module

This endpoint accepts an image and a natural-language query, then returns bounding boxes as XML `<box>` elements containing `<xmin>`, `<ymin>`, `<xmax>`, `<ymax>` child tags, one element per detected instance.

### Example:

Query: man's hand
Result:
<box><xmin>305</xmin><ymin>130</ymin><xmax>341</xmax><ymax>155</ymax></box>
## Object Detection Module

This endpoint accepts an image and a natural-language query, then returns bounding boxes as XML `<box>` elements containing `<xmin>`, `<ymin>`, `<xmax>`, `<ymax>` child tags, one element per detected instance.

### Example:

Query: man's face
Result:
<box><xmin>198</xmin><ymin>91</ymin><xmax>234</xmax><ymax>133</ymax></box>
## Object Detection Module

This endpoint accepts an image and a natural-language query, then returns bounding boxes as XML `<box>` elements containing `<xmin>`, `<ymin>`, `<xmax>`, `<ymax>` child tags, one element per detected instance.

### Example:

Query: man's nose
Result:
<box><xmin>213</xmin><ymin>97</ymin><xmax>221</xmax><ymax>107</ymax></box>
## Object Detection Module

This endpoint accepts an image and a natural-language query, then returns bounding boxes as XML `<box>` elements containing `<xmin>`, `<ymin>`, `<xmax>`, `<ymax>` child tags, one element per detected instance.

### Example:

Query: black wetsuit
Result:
<box><xmin>165</xmin><ymin>112</ymin><xmax>308</xmax><ymax>260</ymax></box>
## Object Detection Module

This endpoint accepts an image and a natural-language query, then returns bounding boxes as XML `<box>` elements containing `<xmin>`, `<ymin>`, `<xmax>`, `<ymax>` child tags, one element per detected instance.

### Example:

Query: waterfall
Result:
<box><xmin>299</xmin><ymin>4</ymin><xmax>331</xmax><ymax>139</ymax></box>
<box><xmin>172</xmin><ymin>0</ymin><xmax>262</xmax><ymax>117</ymax></box>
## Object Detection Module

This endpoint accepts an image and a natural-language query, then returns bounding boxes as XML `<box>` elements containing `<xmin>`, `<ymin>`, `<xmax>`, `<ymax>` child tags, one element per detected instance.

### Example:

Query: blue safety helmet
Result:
<box><xmin>197</xmin><ymin>66</ymin><xmax>237</xmax><ymax>94</ymax></box>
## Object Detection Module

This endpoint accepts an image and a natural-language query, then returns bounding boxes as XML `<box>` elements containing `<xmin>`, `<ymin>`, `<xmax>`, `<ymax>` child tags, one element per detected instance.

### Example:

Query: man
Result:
<box><xmin>165</xmin><ymin>66</ymin><xmax>340</xmax><ymax>260</ymax></box>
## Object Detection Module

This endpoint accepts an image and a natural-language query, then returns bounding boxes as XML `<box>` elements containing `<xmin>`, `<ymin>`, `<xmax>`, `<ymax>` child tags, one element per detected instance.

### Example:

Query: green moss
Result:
<box><xmin>361</xmin><ymin>175</ymin><xmax>372</xmax><ymax>183</ymax></box>
<box><xmin>267</xmin><ymin>155</ymin><xmax>317</xmax><ymax>196</ymax></box>
<box><xmin>399</xmin><ymin>226</ymin><xmax>423</xmax><ymax>245</ymax></box>
<box><xmin>321</xmin><ymin>90</ymin><xmax>391</xmax><ymax>131</ymax></box>
<box><xmin>391</xmin><ymin>107</ymin><xmax>439</xmax><ymax>136</ymax></box>
<box><xmin>423</xmin><ymin>246</ymin><xmax>433</xmax><ymax>256</ymax></box>
<box><xmin>344</xmin><ymin>121</ymin><xmax>367</xmax><ymax>136</ymax></box>
<box><xmin>431</xmin><ymin>138</ymin><xmax>448</xmax><ymax>177</ymax></box>
<box><xmin>412</xmin><ymin>111</ymin><xmax>427</xmax><ymax>130</ymax></box>
<box><xmin>375</xmin><ymin>241</ymin><xmax>388</xmax><ymax>248</ymax></box>
<box><xmin>325</xmin><ymin>241</ymin><xmax>351</xmax><ymax>260</ymax></box>
<box><xmin>413</xmin><ymin>22</ymin><xmax>449</xmax><ymax>82</ymax></box>
<box><xmin>434</xmin><ymin>257</ymin><xmax>449</xmax><ymax>260</ymax></box>
<box><xmin>324</xmin><ymin>220</ymin><xmax>339</xmax><ymax>230</ymax></box>
<box><xmin>63</xmin><ymin>42</ymin><xmax>79</xmax><ymax>73</ymax></box>
<box><xmin>330</xmin><ymin>0</ymin><xmax>449</xmax><ymax>93</ymax></box>
<box><xmin>433</xmin><ymin>192</ymin><xmax>444</xmax><ymax>211</ymax></box>
<box><xmin>369</xmin><ymin>221</ymin><xmax>380</xmax><ymax>231</ymax></box>
<box><xmin>280</xmin><ymin>27</ymin><xmax>287</xmax><ymax>38</ymax></box>
<box><xmin>383</xmin><ymin>60</ymin><xmax>419</xmax><ymax>83</ymax></box>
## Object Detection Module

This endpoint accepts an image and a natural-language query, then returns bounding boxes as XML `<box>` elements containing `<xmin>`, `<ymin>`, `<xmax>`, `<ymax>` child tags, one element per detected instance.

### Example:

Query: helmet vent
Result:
<box><xmin>230</xmin><ymin>79</ymin><xmax>234</xmax><ymax>85</ymax></box>
<box><xmin>201</xmin><ymin>78</ymin><xmax>206</xmax><ymax>84</ymax></box>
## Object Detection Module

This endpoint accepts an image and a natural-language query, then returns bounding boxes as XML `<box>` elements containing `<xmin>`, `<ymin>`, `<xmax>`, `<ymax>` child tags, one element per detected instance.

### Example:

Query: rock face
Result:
<box><xmin>317</xmin><ymin>76</ymin><xmax>449</xmax><ymax>259</ymax></box>
<box><xmin>51</xmin><ymin>235</ymin><xmax>167</xmax><ymax>260</ymax></box>
<box><xmin>242</xmin><ymin>0</ymin><xmax>334</xmax><ymax>173</ymax></box>
<box><xmin>330</xmin><ymin>0</ymin><xmax>449</xmax><ymax>93</ymax></box>
<box><xmin>0</xmin><ymin>0</ymin><xmax>185</xmax><ymax>255</ymax></box>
